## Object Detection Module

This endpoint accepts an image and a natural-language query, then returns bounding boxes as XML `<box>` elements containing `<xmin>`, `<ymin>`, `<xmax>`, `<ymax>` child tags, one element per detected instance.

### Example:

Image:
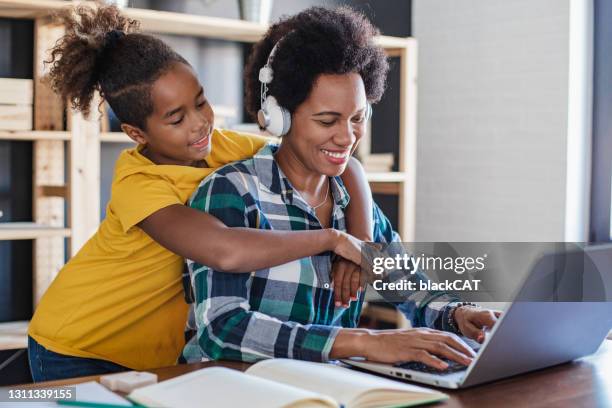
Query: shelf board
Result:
<box><xmin>0</xmin><ymin>222</ymin><xmax>70</xmax><ymax>240</ymax></box>
<box><xmin>0</xmin><ymin>320</ymin><xmax>28</xmax><ymax>350</ymax></box>
<box><xmin>0</xmin><ymin>130</ymin><xmax>70</xmax><ymax>141</ymax></box>
<box><xmin>366</xmin><ymin>172</ymin><xmax>407</xmax><ymax>183</ymax></box>
<box><xmin>100</xmin><ymin>132</ymin><xmax>133</xmax><ymax>143</ymax></box>
<box><xmin>0</xmin><ymin>0</ymin><xmax>412</xmax><ymax>50</ymax></box>
<box><xmin>127</xmin><ymin>6</ymin><xmax>267</xmax><ymax>43</ymax></box>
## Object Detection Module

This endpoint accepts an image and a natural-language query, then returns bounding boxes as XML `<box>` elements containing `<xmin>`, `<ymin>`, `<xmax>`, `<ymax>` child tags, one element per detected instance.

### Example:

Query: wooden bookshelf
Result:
<box><xmin>0</xmin><ymin>0</ymin><xmax>418</xmax><ymax>342</ymax></box>
<box><xmin>0</xmin><ymin>1</ymin><xmax>412</xmax><ymax>52</ymax></box>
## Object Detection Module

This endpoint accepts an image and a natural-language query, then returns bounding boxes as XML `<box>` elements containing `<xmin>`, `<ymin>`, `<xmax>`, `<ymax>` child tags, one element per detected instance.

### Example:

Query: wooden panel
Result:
<box><xmin>0</xmin><ymin>105</ymin><xmax>32</xmax><ymax>130</ymax></box>
<box><xmin>32</xmin><ymin>18</ymin><xmax>66</xmax><ymax>306</ymax></box>
<box><xmin>37</xmin><ymin>185</ymin><xmax>67</xmax><ymax>198</ymax></box>
<box><xmin>0</xmin><ymin>78</ymin><xmax>33</xmax><ymax>104</ymax></box>
<box><xmin>33</xmin><ymin>140</ymin><xmax>65</xmax><ymax>304</ymax></box>
<box><xmin>33</xmin><ymin>18</ymin><xmax>64</xmax><ymax>131</ymax></box>
<box><xmin>0</xmin><ymin>223</ymin><xmax>70</xmax><ymax>240</ymax></box>
<box><xmin>99</xmin><ymin>103</ymin><xmax>110</xmax><ymax>133</ymax></box>
<box><xmin>398</xmin><ymin>39</ymin><xmax>418</xmax><ymax>242</ymax></box>
<box><xmin>0</xmin><ymin>321</ymin><xmax>28</xmax><ymax>350</ymax></box>
<box><xmin>365</xmin><ymin>172</ymin><xmax>407</xmax><ymax>183</ymax></box>
<box><xmin>370</xmin><ymin>182</ymin><xmax>400</xmax><ymax>195</ymax></box>
<box><xmin>68</xmin><ymin>96</ymin><xmax>100</xmax><ymax>256</ymax></box>
<box><xmin>100</xmin><ymin>132</ymin><xmax>133</xmax><ymax>143</ymax></box>
<box><xmin>0</xmin><ymin>130</ymin><xmax>70</xmax><ymax>141</ymax></box>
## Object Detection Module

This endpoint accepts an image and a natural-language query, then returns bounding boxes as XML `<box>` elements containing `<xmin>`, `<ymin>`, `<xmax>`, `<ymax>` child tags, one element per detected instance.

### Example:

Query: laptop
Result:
<box><xmin>342</xmin><ymin>244</ymin><xmax>612</xmax><ymax>389</ymax></box>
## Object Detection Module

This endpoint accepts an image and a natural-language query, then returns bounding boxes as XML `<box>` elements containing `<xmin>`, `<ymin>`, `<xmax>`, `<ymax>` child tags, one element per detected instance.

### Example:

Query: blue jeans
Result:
<box><xmin>28</xmin><ymin>336</ymin><xmax>128</xmax><ymax>382</ymax></box>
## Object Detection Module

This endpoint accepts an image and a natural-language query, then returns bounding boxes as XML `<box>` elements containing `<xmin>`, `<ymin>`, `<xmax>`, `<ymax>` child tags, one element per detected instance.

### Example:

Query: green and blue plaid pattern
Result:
<box><xmin>181</xmin><ymin>144</ymin><xmax>458</xmax><ymax>364</ymax></box>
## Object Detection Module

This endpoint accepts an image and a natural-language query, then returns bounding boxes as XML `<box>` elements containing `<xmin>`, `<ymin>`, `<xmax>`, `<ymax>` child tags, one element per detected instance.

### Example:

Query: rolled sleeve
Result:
<box><xmin>371</xmin><ymin>203</ymin><xmax>460</xmax><ymax>331</ymax></box>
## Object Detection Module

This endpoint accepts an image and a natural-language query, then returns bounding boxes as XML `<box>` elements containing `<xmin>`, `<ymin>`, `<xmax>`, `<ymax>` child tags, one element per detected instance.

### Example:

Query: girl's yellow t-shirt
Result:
<box><xmin>28</xmin><ymin>129</ymin><xmax>268</xmax><ymax>370</ymax></box>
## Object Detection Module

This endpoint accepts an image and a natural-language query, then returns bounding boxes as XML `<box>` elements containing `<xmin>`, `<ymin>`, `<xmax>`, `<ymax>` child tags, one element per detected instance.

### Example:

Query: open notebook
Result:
<box><xmin>127</xmin><ymin>359</ymin><xmax>447</xmax><ymax>408</ymax></box>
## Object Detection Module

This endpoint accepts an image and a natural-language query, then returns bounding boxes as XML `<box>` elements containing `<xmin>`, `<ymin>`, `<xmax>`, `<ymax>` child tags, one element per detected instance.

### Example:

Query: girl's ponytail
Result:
<box><xmin>46</xmin><ymin>4</ymin><xmax>185</xmax><ymax>130</ymax></box>
<box><xmin>47</xmin><ymin>4</ymin><xmax>139</xmax><ymax>116</ymax></box>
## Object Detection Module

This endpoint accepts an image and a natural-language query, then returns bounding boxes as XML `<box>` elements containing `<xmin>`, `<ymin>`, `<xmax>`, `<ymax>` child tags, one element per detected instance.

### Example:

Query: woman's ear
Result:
<box><xmin>121</xmin><ymin>123</ymin><xmax>147</xmax><ymax>145</ymax></box>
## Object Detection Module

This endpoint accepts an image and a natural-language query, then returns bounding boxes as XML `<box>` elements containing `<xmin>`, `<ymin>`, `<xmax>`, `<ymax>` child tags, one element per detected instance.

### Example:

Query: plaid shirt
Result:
<box><xmin>182</xmin><ymin>144</ymin><xmax>459</xmax><ymax>364</ymax></box>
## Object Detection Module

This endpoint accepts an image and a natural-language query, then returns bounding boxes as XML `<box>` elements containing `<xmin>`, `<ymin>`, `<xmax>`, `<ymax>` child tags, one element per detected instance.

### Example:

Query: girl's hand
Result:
<box><xmin>454</xmin><ymin>305</ymin><xmax>503</xmax><ymax>343</ymax></box>
<box><xmin>331</xmin><ymin>259</ymin><xmax>362</xmax><ymax>307</ymax></box>
<box><xmin>330</xmin><ymin>230</ymin><xmax>364</xmax><ymax>265</ymax></box>
<box><xmin>364</xmin><ymin>328</ymin><xmax>476</xmax><ymax>369</ymax></box>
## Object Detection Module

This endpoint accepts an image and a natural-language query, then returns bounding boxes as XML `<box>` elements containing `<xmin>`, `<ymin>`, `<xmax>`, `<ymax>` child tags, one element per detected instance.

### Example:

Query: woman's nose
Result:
<box><xmin>334</xmin><ymin>121</ymin><xmax>356</xmax><ymax>147</ymax></box>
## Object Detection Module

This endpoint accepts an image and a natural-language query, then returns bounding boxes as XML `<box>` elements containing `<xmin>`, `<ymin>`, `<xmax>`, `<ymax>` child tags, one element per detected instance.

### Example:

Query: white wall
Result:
<box><xmin>413</xmin><ymin>0</ymin><xmax>590</xmax><ymax>242</ymax></box>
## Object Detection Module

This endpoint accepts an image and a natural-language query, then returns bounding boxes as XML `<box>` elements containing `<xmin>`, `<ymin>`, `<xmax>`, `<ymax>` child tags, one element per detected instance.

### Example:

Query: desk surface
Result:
<box><xmin>24</xmin><ymin>340</ymin><xmax>612</xmax><ymax>407</ymax></box>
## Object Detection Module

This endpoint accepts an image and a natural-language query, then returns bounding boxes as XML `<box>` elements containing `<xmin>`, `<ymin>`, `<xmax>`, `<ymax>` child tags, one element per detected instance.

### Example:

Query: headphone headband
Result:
<box><xmin>257</xmin><ymin>31</ymin><xmax>372</xmax><ymax>137</ymax></box>
<box><xmin>257</xmin><ymin>34</ymin><xmax>292</xmax><ymax>137</ymax></box>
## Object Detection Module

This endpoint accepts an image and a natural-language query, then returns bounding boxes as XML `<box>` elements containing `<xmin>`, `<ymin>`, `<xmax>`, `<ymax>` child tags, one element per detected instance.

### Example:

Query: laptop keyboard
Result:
<box><xmin>393</xmin><ymin>359</ymin><xmax>468</xmax><ymax>374</ymax></box>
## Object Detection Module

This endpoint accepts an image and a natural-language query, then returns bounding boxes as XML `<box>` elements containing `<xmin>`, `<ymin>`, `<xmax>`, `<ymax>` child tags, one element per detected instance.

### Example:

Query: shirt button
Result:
<box><xmin>324</xmin><ymin>283</ymin><xmax>330</xmax><ymax>289</ymax></box>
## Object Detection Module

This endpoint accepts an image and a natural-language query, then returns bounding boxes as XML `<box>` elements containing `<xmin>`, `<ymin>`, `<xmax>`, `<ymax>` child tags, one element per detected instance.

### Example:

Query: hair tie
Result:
<box><xmin>103</xmin><ymin>29</ymin><xmax>126</xmax><ymax>50</ymax></box>
<box><xmin>92</xmin><ymin>30</ymin><xmax>125</xmax><ymax>83</ymax></box>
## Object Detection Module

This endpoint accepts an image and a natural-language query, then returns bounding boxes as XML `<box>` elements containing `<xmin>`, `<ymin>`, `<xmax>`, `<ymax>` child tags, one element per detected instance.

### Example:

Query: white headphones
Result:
<box><xmin>257</xmin><ymin>39</ymin><xmax>291</xmax><ymax>137</ymax></box>
<box><xmin>257</xmin><ymin>35</ymin><xmax>373</xmax><ymax>137</ymax></box>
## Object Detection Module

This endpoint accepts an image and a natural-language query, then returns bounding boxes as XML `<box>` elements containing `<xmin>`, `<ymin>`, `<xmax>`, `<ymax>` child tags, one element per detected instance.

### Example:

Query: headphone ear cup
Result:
<box><xmin>279</xmin><ymin>106</ymin><xmax>291</xmax><ymax>136</ymax></box>
<box><xmin>263</xmin><ymin>96</ymin><xmax>291</xmax><ymax>137</ymax></box>
<box><xmin>365</xmin><ymin>103</ymin><xmax>372</xmax><ymax>121</ymax></box>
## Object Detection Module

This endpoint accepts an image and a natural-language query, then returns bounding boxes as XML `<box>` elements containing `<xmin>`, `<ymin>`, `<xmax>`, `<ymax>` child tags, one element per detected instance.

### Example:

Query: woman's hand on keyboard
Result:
<box><xmin>363</xmin><ymin>328</ymin><xmax>476</xmax><ymax>370</ymax></box>
<box><xmin>454</xmin><ymin>306</ymin><xmax>502</xmax><ymax>343</ymax></box>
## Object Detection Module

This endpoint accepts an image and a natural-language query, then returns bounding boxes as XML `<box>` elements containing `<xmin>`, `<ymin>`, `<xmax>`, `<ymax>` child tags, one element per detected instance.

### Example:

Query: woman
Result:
<box><xmin>183</xmin><ymin>6</ymin><xmax>499</xmax><ymax>370</ymax></box>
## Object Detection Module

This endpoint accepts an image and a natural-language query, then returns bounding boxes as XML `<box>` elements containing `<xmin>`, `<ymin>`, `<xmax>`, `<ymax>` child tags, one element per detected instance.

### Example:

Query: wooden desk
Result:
<box><xmin>23</xmin><ymin>340</ymin><xmax>612</xmax><ymax>407</ymax></box>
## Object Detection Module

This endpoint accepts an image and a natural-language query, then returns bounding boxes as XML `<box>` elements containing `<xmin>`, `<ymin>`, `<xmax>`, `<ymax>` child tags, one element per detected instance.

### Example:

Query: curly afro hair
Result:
<box><xmin>244</xmin><ymin>6</ymin><xmax>389</xmax><ymax>121</ymax></box>
<box><xmin>46</xmin><ymin>4</ymin><xmax>187</xmax><ymax>129</ymax></box>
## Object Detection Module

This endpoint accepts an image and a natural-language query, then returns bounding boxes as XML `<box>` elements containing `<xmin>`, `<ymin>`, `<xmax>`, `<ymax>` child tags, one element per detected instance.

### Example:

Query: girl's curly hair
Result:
<box><xmin>244</xmin><ymin>6</ymin><xmax>389</xmax><ymax>120</ymax></box>
<box><xmin>47</xmin><ymin>4</ymin><xmax>187</xmax><ymax>129</ymax></box>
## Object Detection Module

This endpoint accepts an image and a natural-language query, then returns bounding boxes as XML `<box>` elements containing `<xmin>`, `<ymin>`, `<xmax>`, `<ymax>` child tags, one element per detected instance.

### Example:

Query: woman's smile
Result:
<box><xmin>320</xmin><ymin>148</ymin><xmax>351</xmax><ymax>165</ymax></box>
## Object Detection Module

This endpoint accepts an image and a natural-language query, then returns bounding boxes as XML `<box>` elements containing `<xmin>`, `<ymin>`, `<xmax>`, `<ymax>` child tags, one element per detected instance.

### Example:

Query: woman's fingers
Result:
<box><xmin>424</xmin><ymin>332</ymin><xmax>476</xmax><ymax>358</ymax></box>
<box><xmin>332</xmin><ymin>260</ymin><xmax>362</xmax><ymax>307</ymax></box>
<box><xmin>350</xmin><ymin>265</ymin><xmax>361</xmax><ymax>302</ymax></box>
<box><xmin>417</xmin><ymin>338</ymin><xmax>473</xmax><ymax>366</ymax></box>
<box><xmin>341</xmin><ymin>264</ymin><xmax>354</xmax><ymax>306</ymax></box>
<box><xmin>331</xmin><ymin>261</ymin><xmax>347</xmax><ymax>307</ymax></box>
<box><xmin>476</xmin><ymin>310</ymin><xmax>498</xmax><ymax>328</ymax></box>
<box><xmin>459</xmin><ymin>320</ymin><xmax>482</xmax><ymax>342</ymax></box>
<box><xmin>411</xmin><ymin>349</ymin><xmax>448</xmax><ymax>370</ymax></box>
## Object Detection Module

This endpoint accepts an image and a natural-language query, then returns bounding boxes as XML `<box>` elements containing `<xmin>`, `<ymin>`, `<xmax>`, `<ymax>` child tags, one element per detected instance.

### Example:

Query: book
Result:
<box><xmin>127</xmin><ymin>359</ymin><xmax>447</xmax><ymax>408</ymax></box>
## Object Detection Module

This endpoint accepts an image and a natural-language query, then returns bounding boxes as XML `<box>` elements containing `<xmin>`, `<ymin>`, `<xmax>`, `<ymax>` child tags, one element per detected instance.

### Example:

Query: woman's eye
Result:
<box><xmin>352</xmin><ymin>115</ymin><xmax>365</xmax><ymax>123</ymax></box>
<box><xmin>196</xmin><ymin>100</ymin><xmax>207</xmax><ymax>109</ymax></box>
<box><xmin>318</xmin><ymin>120</ymin><xmax>335</xmax><ymax>127</ymax></box>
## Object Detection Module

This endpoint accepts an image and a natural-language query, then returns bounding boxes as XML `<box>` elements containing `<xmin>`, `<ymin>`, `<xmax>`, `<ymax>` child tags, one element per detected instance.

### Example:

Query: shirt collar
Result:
<box><xmin>253</xmin><ymin>143</ymin><xmax>350</xmax><ymax>209</ymax></box>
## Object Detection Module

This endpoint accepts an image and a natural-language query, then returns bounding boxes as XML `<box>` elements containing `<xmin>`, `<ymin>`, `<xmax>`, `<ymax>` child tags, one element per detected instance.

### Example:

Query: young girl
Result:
<box><xmin>28</xmin><ymin>4</ymin><xmax>373</xmax><ymax>382</ymax></box>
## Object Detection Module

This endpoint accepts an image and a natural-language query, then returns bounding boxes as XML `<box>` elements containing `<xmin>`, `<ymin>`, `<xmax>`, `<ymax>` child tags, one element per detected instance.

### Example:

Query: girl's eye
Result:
<box><xmin>170</xmin><ymin>116</ymin><xmax>184</xmax><ymax>125</ymax></box>
<box><xmin>196</xmin><ymin>100</ymin><xmax>207</xmax><ymax>109</ymax></box>
<box><xmin>352</xmin><ymin>115</ymin><xmax>365</xmax><ymax>123</ymax></box>
<box><xmin>318</xmin><ymin>120</ymin><xmax>335</xmax><ymax>127</ymax></box>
